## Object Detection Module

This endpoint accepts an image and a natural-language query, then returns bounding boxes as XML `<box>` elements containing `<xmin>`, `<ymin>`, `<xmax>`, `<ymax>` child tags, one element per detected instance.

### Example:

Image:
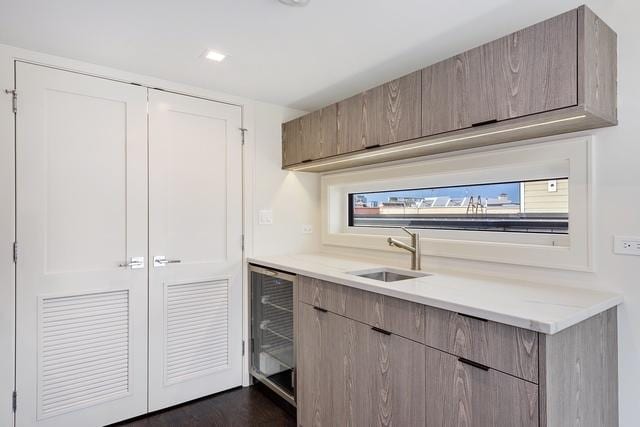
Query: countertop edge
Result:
<box><xmin>247</xmin><ymin>257</ymin><xmax>623</xmax><ymax>335</ymax></box>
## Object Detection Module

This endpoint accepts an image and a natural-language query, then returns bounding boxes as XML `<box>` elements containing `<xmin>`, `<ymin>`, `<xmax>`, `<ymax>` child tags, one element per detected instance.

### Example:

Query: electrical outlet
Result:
<box><xmin>613</xmin><ymin>236</ymin><xmax>640</xmax><ymax>256</ymax></box>
<box><xmin>258</xmin><ymin>209</ymin><xmax>273</xmax><ymax>225</ymax></box>
<box><xmin>302</xmin><ymin>224</ymin><xmax>313</xmax><ymax>234</ymax></box>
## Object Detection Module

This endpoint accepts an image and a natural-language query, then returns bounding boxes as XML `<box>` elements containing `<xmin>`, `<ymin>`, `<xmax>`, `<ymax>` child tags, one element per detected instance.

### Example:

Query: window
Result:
<box><xmin>321</xmin><ymin>137</ymin><xmax>592</xmax><ymax>271</ymax></box>
<box><xmin>349</xmin><ymin>178</ymin><xmax>569</xmax><ymax>234</ymax></box>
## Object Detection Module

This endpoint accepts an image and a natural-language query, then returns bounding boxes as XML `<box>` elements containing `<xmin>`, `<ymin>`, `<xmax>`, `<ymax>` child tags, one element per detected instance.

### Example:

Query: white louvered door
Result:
<box><xmin>15</xmin><ymin>63</ymin><xmax>148</xmax><ymax>427</ymax></box>
<box><xmin>147</xmin><ymin>90</ymin><xmax>244</xmax><ymax>410</ymax></box>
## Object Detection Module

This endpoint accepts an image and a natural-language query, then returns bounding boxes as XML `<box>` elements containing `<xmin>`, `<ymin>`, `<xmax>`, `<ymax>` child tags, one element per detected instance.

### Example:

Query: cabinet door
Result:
<box><xmin>282</xmin><ymin>118</ymin><xmax>302</xmax><ymax>167</ymax></box>
<box><xmin>337</xmin><ymin>72</ymin><xmax>421</xmax><ymax>154</ymax></box>
<box><xmin>297</xmin><ymin>303</ymin><xmax>362</xmax><ymax>426</ymax></box>
<box><xmin>422</xmin><ymin>54</ymin><xmax>469</xmax><ymax>136</ymax></box>
<box><xmin>360</xmin><ymin>324</ymin><xmax>426</xmax><ymax>426</ymax></box>
<box><xmin>422</xmin><ymin>45</ymin><xmax>497</xmax><ymax>136</ymax></box>
<box><xmin>301</xmin><ymin>104</ymin><xmax>338</xmax><ymax>161</ymax></box>
<box><xmin>297</xmin><ymin>303</ymin><xmax>425</xmax><ymax>426</ymax></box>
<box><xmin>337</xmin><ymin>91</ymin><xmax>373</xmax><ymax>153</ymax></box>
<box><xmin>493</xmin><ymin>9</ymin><xmax>577</xmax><ymax>120</ymax></box>
<box><xmin>297</xmin><ymin>303</ymin><xmax>330</xmax><ymax>425</ymax></box>
<box><xmin>425</xmin><ymin>346</ymin><xmax>538</xmax><ymax>426</ymax></box>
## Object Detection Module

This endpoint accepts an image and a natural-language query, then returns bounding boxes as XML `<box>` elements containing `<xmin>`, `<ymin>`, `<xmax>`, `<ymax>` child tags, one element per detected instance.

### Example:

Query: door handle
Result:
<box><xmin>153</xmin><ymin>255</ymin><xmax>182</xmax><ymax>267</ymax></box>
<box><xmin>119</xmin><ymin>257</ymin><xmax>144</xmax><ymax>269</ymax></box>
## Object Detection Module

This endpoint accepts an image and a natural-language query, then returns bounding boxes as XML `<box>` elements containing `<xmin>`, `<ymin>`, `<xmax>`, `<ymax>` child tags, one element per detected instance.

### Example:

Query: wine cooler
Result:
<box><xmin>249</xmin><ymin>264</ymin><xmax>296</xmax><ymax>405</ymax></box>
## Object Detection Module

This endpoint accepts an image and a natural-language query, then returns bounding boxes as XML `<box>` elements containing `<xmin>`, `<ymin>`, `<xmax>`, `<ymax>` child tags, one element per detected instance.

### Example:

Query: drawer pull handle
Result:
<box><xmin>371</xmin><ymin>326</ymin><xmax>392</xmax><ymax>336</ymax></box>
<box><xmin>458</xmin><ymin>357</ymin><xmax>490</xmax><ymax>371</ymax></box>
<box><xmin>302</xmin><ymin>159</ymin><xmax>313</xmax><ymax>163</ymax></box>
<box><xmin>365</xmin><ymin>144</ymin><xmax>381</xmax><ymax>149</ymax></box>
<box><xmin>313</xmin><ymin>306</ymin><xmax>328</xmax><ymax>313</ymax></box>
<box><xmin>458</xmin><ymin>313</ymin><xmax>488</xmax><ymax>322</ymax></box>
<box><xmin>471</xmin><ymin>119</ymin><xmax>498</xmax><ymax>127</ymax></box>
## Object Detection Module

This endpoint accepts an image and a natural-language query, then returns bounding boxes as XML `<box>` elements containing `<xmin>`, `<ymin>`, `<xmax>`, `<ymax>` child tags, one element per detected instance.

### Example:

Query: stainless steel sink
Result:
<box><xmin>348</xmin><ymin>268</ymin><xmax>430</xmax><ymax>282</ymax></box>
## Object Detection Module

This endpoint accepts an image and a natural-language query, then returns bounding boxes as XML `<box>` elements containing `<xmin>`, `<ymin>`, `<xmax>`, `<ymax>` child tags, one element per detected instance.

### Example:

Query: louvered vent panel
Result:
<box><xmin>165</xmin><ymin>280</ymin><xmax>229</xmax><ymax>384</ymax></box>
<box><xmin>39</xmin><ymin>290</ymin><xmax>130</xmax><ymax>418</ymax></box>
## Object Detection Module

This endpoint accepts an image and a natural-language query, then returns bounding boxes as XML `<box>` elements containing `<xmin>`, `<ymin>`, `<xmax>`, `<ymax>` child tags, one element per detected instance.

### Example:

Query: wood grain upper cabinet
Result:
<box><xmin>281</xmin><ymin>118</ymin><xmax>302</xmax><ymax>167</ymax></box>
<box><xmin>422</xmin><ymin>44</ymin><xmax>497</xmax><ymax>136</ymax></box>
<box><xmin>422</xmin><ymin>10</ymin><xmax>577</xmax><ymax>137</ymax></box>
<box><xmin>493</xmin><ymin>9</ymin><xmax>578</xmax><ymax>120</ymax></box>
<box><xmin>425</xmin><ymin>346</ymin><xmax>539</xmax><ymax>426</ymax></box>
<box><xmin>337</xmin><ymin>71</ymin><xmax>421</xmax><ymax>154</ymax></box>
<box><xmin>283</xmin><ymin>6</ymin><xmax>616</xmax><ymax>172</ymax></box>
<box><xmin>299</xmin><ymin>104</ymin><xmax>338</xmax><ymax>162</ymax></box>
<box><xmin>282</xmin><ymin>105</ymin><xmax>337</xmax><ymax>167</ymax></box>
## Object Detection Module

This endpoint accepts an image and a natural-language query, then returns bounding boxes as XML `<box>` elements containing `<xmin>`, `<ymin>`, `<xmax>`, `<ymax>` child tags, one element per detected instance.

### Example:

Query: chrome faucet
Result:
<box><xmin>387</xmin><ymin>227</ymin><xmax>421</xmax><ymax>270</ymax></box>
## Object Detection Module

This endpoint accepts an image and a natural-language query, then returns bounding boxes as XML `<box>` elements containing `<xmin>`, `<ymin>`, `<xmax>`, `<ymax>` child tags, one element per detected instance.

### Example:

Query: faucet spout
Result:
<box><xmin>387</xmin><ymin>237</ymin><xmax>415</xmax><ymax>253</ymax></box>
<box><xmin>387</xmin><ymin>228</ymin><xmax>422</xmax><ymax>270</ymax></box>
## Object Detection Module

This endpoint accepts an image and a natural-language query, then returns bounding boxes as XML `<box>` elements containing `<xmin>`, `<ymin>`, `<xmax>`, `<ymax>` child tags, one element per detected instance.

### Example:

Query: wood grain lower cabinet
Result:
<box><xmin>295</xmin><ymin>275</ymin><xmax>618</xmax><ymax>426</ymax></box>
<box><xmin>425</xmin><ymin>346</ymin><xmax>538</xmax><ymax>426</ymax></box>
<box><xmin>297</xmin><ymin>302</ymin><xmax>425</xmax><ymax>426</ymax></box>
<box><xmin>298</xmin><ymin>275</ymin><xmax>425</xmax><ymax>343</ymax></box>
<box><xmin>359</xmin><ymin>323</ymin><xmax>426</xmax><ymax>426</ymax></box>
<box><xmin>424</xmin><ymin>306</ymin><xmax>538</xmax><ymax>383</ymax></box>
<box><xmin>297</xmin><ymin>302</ymin><xmax>357</xmax><ymax>426</ymax></box>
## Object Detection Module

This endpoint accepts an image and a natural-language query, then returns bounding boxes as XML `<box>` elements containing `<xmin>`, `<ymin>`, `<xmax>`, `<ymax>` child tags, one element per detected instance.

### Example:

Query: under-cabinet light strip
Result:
<box><xmin>288</xmin><ymin>115</ymin><xmax>587</xmax><ymax>171</ymax></box>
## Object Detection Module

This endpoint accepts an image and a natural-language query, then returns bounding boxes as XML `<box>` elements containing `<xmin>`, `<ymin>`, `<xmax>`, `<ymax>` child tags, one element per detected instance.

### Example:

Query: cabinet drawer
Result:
<box><xmin>298</xmin><ymin>276</ymin><xmax>424</xmax><ymax>343</ymax></box>
<box><xmin>425</xmin><ymin>346</ymin><xmax>538</xmax><ymax>426</ymax></box>
<box><xmin>424</xmin><ymin>305</ymin><xmax>538</xmax><ymax>383</ymax></box>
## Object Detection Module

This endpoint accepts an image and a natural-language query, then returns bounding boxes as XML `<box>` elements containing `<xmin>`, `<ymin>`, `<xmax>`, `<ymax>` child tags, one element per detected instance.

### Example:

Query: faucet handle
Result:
<box><xmin>400</xmin><ymin>227</ymin><xmax>415</xmax><ymax>237</ymax></box>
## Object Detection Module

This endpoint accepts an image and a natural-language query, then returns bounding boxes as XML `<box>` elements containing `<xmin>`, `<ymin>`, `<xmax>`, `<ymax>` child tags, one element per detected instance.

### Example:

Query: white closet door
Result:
<box><xmin>15</xmin><ymin>63</ymin><xmax>149</xmax><ymax>427</ymax></box>
<box><xmin>148</xmin><ymin>90</ymin><xmax>243</xmax><ymax>410</ymax></box>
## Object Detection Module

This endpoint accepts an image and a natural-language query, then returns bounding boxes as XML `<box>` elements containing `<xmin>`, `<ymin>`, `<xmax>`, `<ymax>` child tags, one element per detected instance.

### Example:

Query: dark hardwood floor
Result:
<box><xmin>111</xmin><ymin>386</ymin><xmax>296</xmax><ymax>427</ymax></box>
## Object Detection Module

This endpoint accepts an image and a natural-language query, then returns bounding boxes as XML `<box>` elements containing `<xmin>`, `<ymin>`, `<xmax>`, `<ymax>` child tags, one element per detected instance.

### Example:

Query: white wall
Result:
<box><xmin>317</xmin><ymin>2</ymin><xmax>640</xmax><ymax>425</ymax></box>
<box><xmin>247</xmin><ymin>102</ymin><xmax>320</xmax><ymax>257</ymax></box>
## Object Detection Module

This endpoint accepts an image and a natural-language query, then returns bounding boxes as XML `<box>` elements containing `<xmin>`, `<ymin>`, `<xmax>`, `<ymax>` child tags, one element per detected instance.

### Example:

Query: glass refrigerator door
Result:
<box><xmin>251</xmin><ymin>269</ymin><xmax>295</xmax><ymax>397</ymax></box>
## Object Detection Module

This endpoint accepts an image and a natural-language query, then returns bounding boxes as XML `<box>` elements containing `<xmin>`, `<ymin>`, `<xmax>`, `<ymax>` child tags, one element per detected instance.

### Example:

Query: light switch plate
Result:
<box><xmin>302</xmin><ymin>224</ymin><xmax>313</xmax><ymax>234</ymax></box>
<box><xmin>613</xmin><ymin>236</ymin><xmax>640</xmax><ymax>256</ymax></box>
<box><xmin>258</xmin><ymin>209</ymin><xmax>273</xmax><ymax>225</ymax></box>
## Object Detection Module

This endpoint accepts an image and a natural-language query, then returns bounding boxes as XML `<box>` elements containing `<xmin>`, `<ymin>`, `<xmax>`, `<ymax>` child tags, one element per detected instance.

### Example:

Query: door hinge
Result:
<box><xmin>12</xmin><ymin>242</ymin><xmax>17</xmax><ymax>264</ymax></box>
<box><xmin>242</xmin><ymin>340</ymin><xmax>245</xmax><ymax>356</ymax></box>
<box><xmin>4</xmin><ymin>89</ymin><xmax>16</xmax><ymax>114</ymax></box>
<box><xmin>239</xmin><ymin>127</ymin><xmax>247</xmax><ymax>145</ymax></box>
<box><xmin>12</xmin><ymin>390</ymin><xmax>16</xmax><ymax>412</ymax></box>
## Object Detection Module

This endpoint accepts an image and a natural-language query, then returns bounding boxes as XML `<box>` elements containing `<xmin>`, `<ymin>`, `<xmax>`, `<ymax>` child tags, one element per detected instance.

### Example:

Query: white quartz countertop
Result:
<box><xmin>247</xmin><ymin>253</ymin><xmax>622</xmax><ymax>335</ymax></box>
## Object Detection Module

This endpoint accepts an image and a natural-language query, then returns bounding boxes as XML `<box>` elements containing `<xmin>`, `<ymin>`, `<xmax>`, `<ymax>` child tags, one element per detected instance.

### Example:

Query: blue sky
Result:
<box><xmin>358</xmin><ymin>182</ymin><xmax>521</xmax><ymax>204</ymax></box>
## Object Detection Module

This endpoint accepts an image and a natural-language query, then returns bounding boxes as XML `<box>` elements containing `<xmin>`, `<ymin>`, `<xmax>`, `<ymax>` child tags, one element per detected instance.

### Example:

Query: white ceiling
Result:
<box><xmin>0</xmin><ymin>0</ymin><xmax>602</xmax><ymax>111</ymax></box>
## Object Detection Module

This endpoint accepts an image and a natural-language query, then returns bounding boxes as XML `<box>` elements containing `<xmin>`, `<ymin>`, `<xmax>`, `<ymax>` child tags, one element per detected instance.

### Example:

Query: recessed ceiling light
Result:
<box><xmin>205</xmin><ymin>50</ymin><xmax>226</xmax><ymax>62</ymax></box>
<box><xmin>278</xmin><ymin>0</ymin><xmax>310</xmax><ymax>6</ymax></box>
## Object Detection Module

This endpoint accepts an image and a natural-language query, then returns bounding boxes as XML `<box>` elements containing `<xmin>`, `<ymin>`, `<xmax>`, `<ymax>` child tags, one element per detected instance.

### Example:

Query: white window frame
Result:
<box><xmin>321</xmin><ymin>136</ymin><xmax>593</xmax><ymax>271</ymax></box>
